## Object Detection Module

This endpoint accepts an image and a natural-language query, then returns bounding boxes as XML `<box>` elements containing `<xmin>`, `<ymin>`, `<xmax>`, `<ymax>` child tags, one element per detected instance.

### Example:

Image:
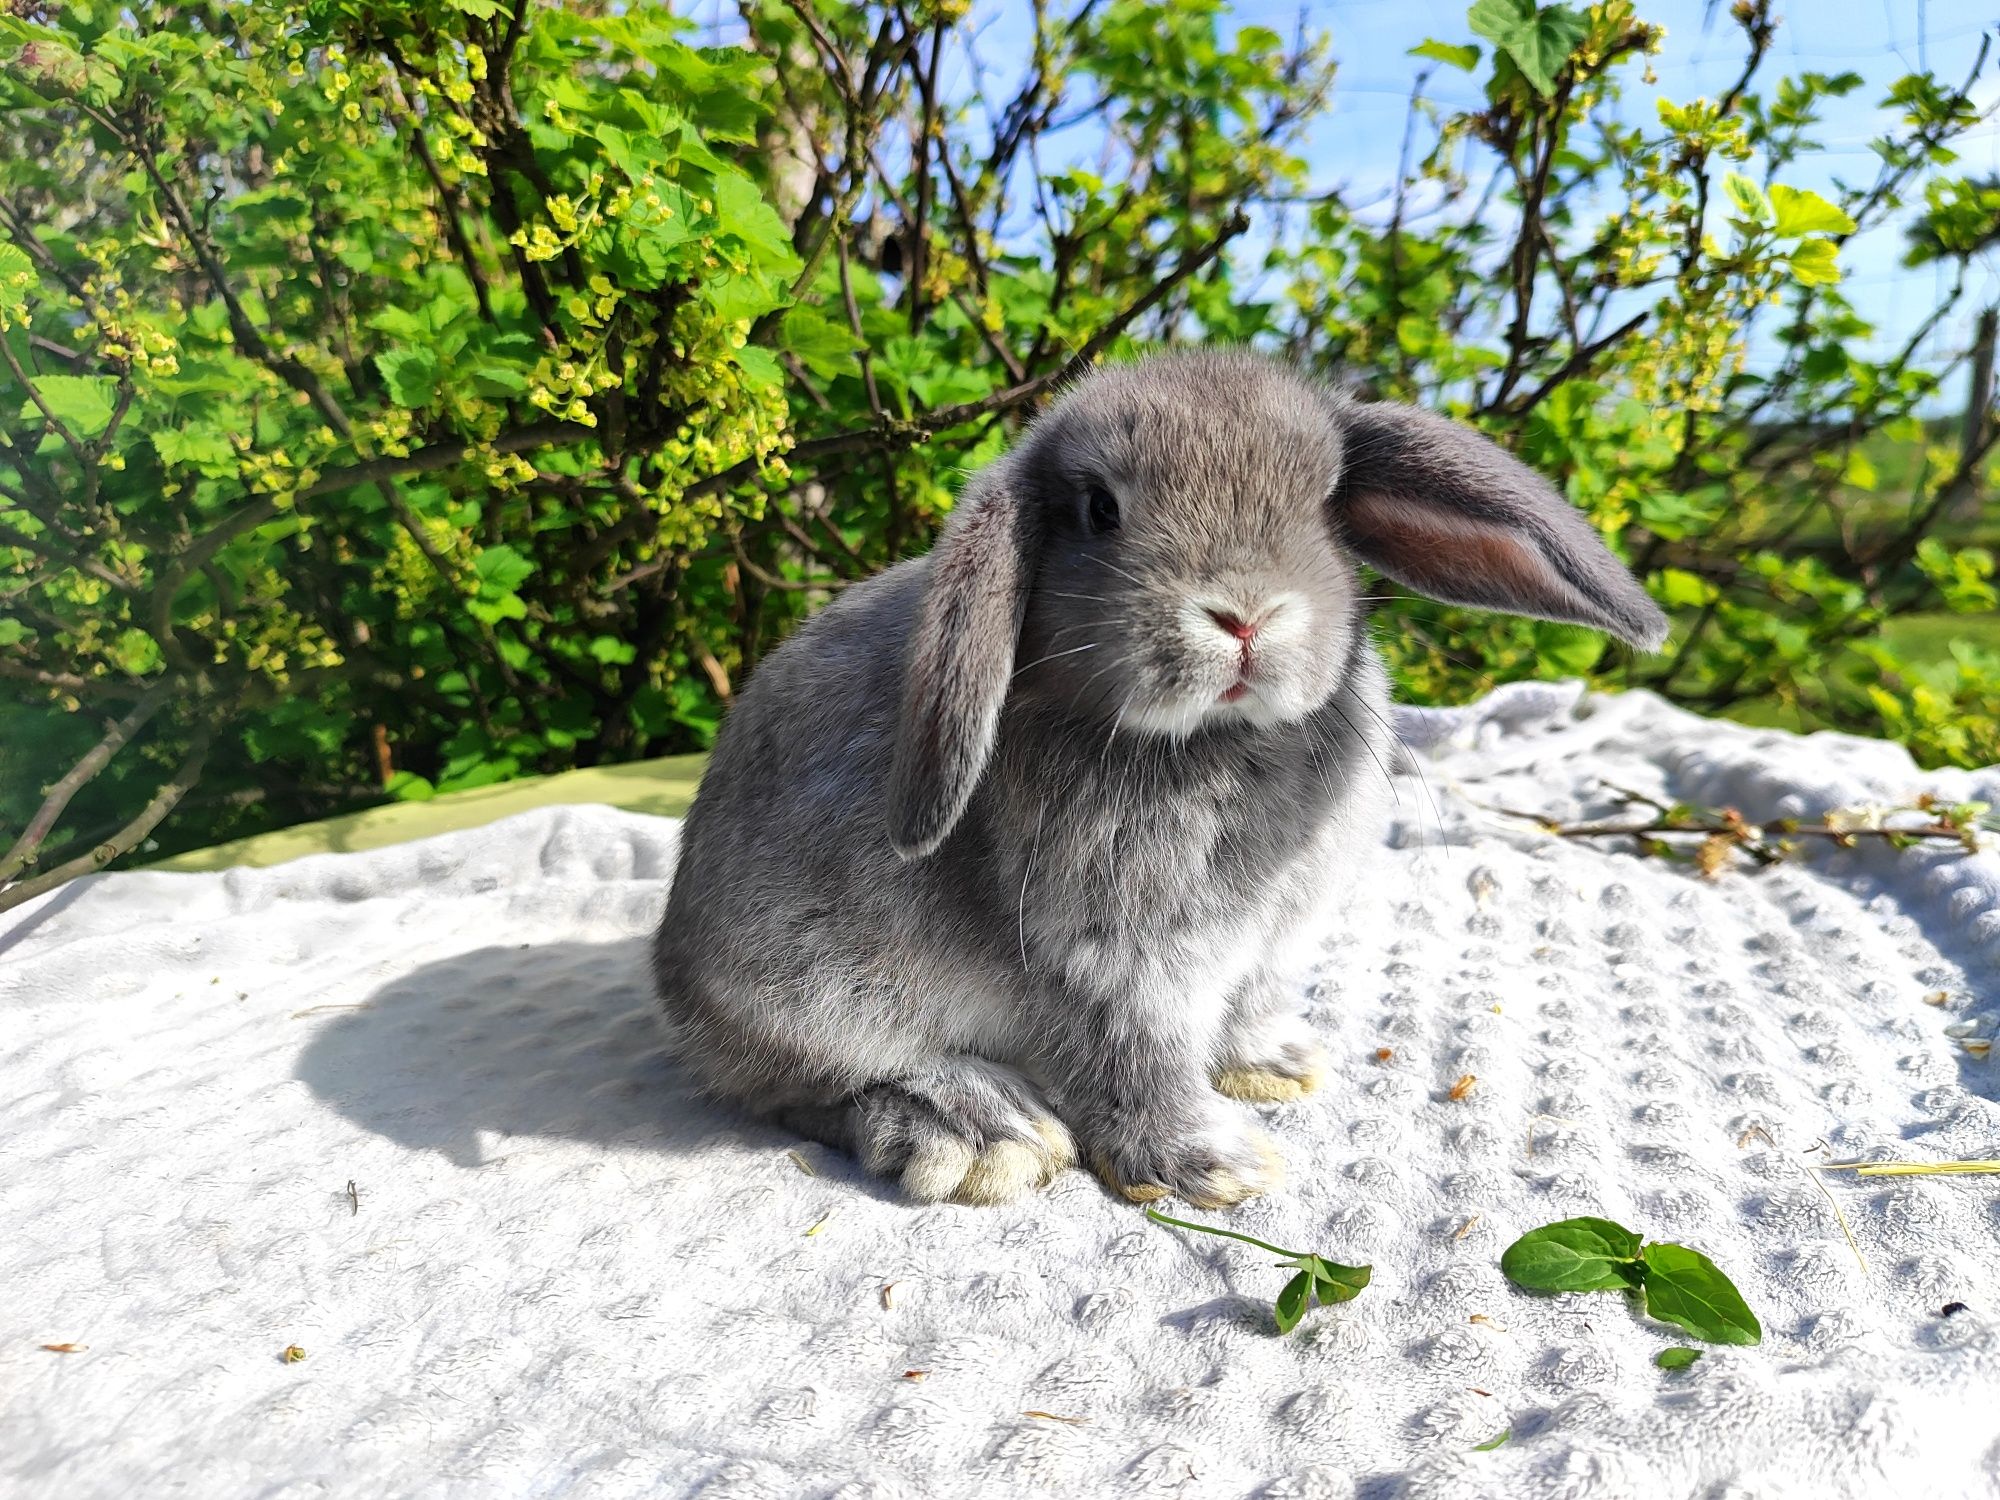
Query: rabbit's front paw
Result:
<box><xmin>1214</xmin><ymin>1012</ymin><xmax>1327</xmax><ymax>1103</ymax></box>
<box><xmin>1089</xmin><ymin>1110</ymin><xmax>1283</xmax><ymax>1209</ymax></box>
<box><xmin>852</xmin><ymin>1061</ymin><xmax>1078</xmax><ymax>1206</ymax></box>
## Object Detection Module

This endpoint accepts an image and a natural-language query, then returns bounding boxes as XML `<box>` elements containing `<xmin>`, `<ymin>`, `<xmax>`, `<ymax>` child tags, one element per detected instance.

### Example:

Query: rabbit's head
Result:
<box><xmin>889</xmin><ymin>351</ymin><xmax>1665</xmax><ymax>857</ymax></box>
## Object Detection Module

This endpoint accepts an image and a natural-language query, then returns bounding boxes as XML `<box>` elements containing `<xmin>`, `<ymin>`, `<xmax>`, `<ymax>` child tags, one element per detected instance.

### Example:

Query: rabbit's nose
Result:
<box><xmin>1204</xmin><ymin>607</ymin><xmax>1259</xmax><ymax>641</ymax></box>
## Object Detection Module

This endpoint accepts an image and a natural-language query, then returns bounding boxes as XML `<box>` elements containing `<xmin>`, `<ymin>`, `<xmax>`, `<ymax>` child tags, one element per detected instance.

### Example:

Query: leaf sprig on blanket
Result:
<box><xmin>1502</xmin><ymin>1217</ymin><xmax>1762</xmax><ymax>1346</ymax></box>
<box><xmin>1145</xmin><ymin>1208</ymin><xmax>1371</xmax><ymax>1334</ymax></box>
<box><xmin>1479</xmin><ymin>782</ymin><xmax>1994</xmax><ymax>876</ymax></box>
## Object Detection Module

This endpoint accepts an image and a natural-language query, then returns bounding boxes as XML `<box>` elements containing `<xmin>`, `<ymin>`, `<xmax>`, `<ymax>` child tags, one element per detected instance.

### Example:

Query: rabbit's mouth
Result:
<box><xmin>1219</xmin><ymin>680</ymin><xmax>1252</xmax><ymax>704</ymax></box>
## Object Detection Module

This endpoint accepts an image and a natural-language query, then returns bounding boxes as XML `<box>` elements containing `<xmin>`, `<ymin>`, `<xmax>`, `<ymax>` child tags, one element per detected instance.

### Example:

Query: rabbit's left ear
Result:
<box><xmin>888</xmin><ymin>459</ymin><xmax>1039</xmax><ymax>860</ymax></box>
<box><xmin>1330</xmin><ymin>400</ymin><xmax>1667</xmax><ymax>650</ymax></box>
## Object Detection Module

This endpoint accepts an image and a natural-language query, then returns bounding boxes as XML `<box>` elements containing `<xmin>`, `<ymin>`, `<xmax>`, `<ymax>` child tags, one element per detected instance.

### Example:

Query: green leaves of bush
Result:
<box><xmin>1502</xmin><ymin>1217</ymin><xmax>1761</xmax><ymax>1346</ymax></box>
<box><xmin>1468</xmin><ymin>0</ymin><xmax>1586</xmax><ymax>96</ymax></box>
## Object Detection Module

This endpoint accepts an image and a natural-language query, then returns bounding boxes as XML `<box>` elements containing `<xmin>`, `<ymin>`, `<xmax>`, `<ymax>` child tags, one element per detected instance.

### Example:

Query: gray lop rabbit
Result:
<box><xmin>655</xmin><ymin>350</ymin><xmax>1664</xmax><ymax>1208</ymax></box>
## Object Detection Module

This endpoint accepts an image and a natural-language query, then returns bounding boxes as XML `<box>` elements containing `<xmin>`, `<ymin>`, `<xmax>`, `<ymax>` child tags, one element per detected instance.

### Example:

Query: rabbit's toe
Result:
<box><xmin>901</xmin><ymin>1136</ymin><xmax>980</xmax><ymax>1200</ymax></box>
<box><xmin>1213</xmin><ymin>1064</ymin><xmax>1321</xmax><ymax>1102</ymax></box>
<box><xmin>903</xmin><ymin>1118</ymin><xmax>1074</xmax><ymax>1205</ymax></box>
<box><xmin>955</xmin><ymin>1139</ymin><xmax>1046</xmax><ymax>1204</ymax></box>
<box><xmin>1215</xmin><ymin>1013</ymin><xmax>1327</xmax><ymax>1102</ymax></box>
<box><xmin>851</xmin><ymin>1061</ymin><xmax>1077</xmax><ymax>1205</ymax></box>
<box><xmin>1091</xmin><ymin>1117</ymin><xmax>1283</xmax><ymax>1208</ymax></box>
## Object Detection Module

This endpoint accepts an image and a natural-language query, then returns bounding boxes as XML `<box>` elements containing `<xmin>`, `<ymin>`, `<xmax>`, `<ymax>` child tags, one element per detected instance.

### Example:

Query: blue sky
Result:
<box><xmin>696</xmin><ymin>1</ymin><xmax>1999</xmax><ymax>387</ymax></box>
<box><xmin>1293</xmin><ymin>0</ymin><xmax>2000</xmax><ymax>376</ymax></box>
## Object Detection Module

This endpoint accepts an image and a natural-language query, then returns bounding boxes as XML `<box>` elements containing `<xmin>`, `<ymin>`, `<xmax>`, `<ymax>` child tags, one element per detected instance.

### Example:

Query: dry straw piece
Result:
<box><xmin>1816</xmin><ymin>1159</ymin><xmax>2000</xmax><ymax>1178</ymax></box>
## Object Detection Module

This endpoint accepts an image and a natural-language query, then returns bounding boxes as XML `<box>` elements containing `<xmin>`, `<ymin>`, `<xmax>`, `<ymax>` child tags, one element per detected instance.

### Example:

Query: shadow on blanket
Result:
<box><xmin>298</xmin><ymin>936</ymin><xmax>745</xmax><ymax>1172</ymax></box>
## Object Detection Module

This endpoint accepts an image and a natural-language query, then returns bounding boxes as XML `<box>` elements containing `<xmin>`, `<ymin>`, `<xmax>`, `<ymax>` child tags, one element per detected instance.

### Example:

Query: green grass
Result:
<box><xmin>1716</xmin><ymin>609</ymin><xmax>2000</xmax><ymax>741</ymax></box>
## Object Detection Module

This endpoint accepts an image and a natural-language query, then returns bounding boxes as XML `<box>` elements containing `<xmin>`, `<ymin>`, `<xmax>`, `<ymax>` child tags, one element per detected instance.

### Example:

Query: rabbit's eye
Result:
<box><xmin>1085</xmin><ymin>484</ymin><xmax>1120</xmax><ymax>535</ymax></box>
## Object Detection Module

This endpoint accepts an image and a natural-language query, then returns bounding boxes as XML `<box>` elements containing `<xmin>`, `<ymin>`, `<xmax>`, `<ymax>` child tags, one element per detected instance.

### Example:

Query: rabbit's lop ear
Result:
<box><xmin>889</xmin><ymin>461</ymin><xmax>1037</xmax><ymax>859</ymax></box>
<box><xmin>1331</xmin><ymin>400</ymin><xmax>1668</xmax><ymax>650</ymax></box>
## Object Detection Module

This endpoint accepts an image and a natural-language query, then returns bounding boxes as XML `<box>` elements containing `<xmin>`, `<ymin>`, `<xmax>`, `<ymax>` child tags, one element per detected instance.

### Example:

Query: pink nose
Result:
<box><xmin>1205</xmin><ymin>608</ymin><xmax>1259</xmax><ymax>642</ymax></box>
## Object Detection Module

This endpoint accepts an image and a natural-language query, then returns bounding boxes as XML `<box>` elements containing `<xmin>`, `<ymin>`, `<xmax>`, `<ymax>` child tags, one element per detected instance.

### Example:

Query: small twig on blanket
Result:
<box><xmin>1467</xmin><ymin>783</ymin><xmax>1994</xmax><ymax>877</ymax></box>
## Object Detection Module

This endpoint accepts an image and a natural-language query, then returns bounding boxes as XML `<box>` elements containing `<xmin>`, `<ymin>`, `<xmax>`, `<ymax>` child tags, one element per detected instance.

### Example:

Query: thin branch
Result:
<box><xmin>0</xmin><ymin>514</ymin><xmax>136</xmax><ymax>596</ymax></box>
<box><xmin>679</xmin><ymin>208</ymin><xmax>1251</xmax><ymax>503</ymax></box>
<box><xmin>731</xmin><ymin>538</ymin><xmax>849</xmax><ymax>592</ymax></box>
<box><xmin>1506</xmin><ymin>311</ymin><xmax>1650</xmax><ymax>418</ymax></box>
<box><xmin>0</xmin><ymin>659</ymin><xmax>151</xmax><ymax>698</ymax></box>
<box><xmin>116</xmin><ymin>108</ymin><xmax>354</xmax><ymax>438</ymax></box>
<box><xmin>0</xmin><ymin>683</ymin><xmax>171</xmax><ymax>883</ymax></box>
<box><xmin>404</xmin><ymin>114</ymin><xmax>496</xmax><ymax>324</ymax></box>
<box><xmin>0</xmin><ymin>335</ymin><xmax>87</xmax><ymax>466</ymax></box>
<box><xmin>1471</xmin><ymin>786</ymin><xmax>1990</xmax><ymax>874</ymax></box>
<box><xmin>308</xmin><ymin>419</ymin><xmax>594</xmax><ymax>504</ymax></box>
<box><xmin>0</xmin><ymin>728</ymin><xmax>213</xmax><ymax>915</ymax></box>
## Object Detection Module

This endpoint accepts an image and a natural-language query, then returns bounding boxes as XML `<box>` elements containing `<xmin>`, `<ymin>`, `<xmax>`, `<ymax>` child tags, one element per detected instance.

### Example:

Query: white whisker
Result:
<box><xmin>1012</xmin><ymin>641</ymin><xmax>1098</xmax><ymax>679</ymax></box>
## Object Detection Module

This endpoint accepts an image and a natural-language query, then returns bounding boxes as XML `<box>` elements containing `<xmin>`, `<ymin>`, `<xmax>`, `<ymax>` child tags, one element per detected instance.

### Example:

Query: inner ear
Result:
<box><xmin>1342</xmin><ymin>491</ymin><xmax>1616</xmax><ymax>631</ymax></box>
<box><xmin>1329</xmin><ymin>400</ymin><xmax>1668</xmax><ymax>650</ymax></box>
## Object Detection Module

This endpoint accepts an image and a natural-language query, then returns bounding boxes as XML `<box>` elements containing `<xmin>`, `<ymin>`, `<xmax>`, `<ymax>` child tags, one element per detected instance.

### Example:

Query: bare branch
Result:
<box><xmin>0</xmin><ymin>728</ymin><xmax>213</xmax><ymax>915</ymax></box>
<box><xmin>680</xmin><ymin>208</ymin><xmax>1251</xmax><ymax>503</ymax></box>
<box><xmin>0</xmin><ymin>683</ymin><xmax>172</xmax><ymax>884</ymax></box>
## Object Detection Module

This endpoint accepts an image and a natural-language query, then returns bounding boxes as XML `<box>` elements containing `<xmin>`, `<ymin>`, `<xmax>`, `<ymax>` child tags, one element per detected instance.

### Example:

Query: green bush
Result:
<box><xmin>2</xmin><ymin>0</ymin><xmax>1996</xmax><ymax>905</ymax></box>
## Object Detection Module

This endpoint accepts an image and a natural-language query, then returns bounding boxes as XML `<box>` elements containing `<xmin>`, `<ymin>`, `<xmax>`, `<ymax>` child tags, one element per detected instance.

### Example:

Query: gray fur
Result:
<box><xmin>1332</xmin><ymin>399</ymin><xmax>1669</xmax><ymax>649</ymax></box>
<box><xmin>654</xmin><ymin>350</ymin><xmax>1662</xmax><ymax>1206</ymax></box>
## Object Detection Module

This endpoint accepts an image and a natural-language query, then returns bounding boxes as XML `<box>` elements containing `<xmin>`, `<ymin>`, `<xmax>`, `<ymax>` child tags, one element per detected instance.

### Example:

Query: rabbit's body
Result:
<box><xmin>659</xmin><ymin>554</ymin><xmax>1394</xmax><ymax>1202</ymax></box>
<box><xmin>656</xmin><ymin>351</ymin><xmax>1663</xmax><ymax>1207</ymax></box>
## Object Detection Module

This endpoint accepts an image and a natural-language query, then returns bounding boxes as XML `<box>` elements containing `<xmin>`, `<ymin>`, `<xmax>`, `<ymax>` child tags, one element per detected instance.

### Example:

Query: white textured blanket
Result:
<box><xmin>5</xmin><ymin>684</ymin><xmax>1999</xmax><ymax>1500</ymax></box>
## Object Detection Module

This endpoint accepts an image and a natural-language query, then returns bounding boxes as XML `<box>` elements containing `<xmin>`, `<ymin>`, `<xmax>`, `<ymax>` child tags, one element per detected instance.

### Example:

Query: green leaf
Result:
<box><xmin>474</xmin><ymin>544</ymin><xmax>535</xmax><ymax>593</ymax></box>
<box><xmin>1299</xmin><ymin>1254</ymin><xmax>1373</xmax><ymax>1304</ymax></box>
<box><xmin>1656</xmin><ymin>567</ymin><xmax>1716</xmax><ymax>608</ymax></box>
<box><xmin>152</xmin><ymin>424</ymin><xmax>238</xmax><ymax>474</ymax></box>
<box><xmin>1655</xmin><ymin>1346</ymin><xmax>1704</xmax><ymax>1369</ymax></box>
<box><xmin>780</xmin><ymin>304</ymin><xmax>864</xmax><ymax>381</ymax></box>
<box><xmin>465</xmin><ymin>591</ymin><xmax>527</xmax><ymax>624</ymax></box>
<box><xmin>19</xmin><ymin>374</ymin><xmax>118</xmax><ymax>438</ymax></box>
<box><xmin>1640</xmin><ymin>1243</ymin><xmax>1761</xmax><ymax>1345</ymax></box>
<box><xmin>734</xmin><ymin>344</ymin><xmax>784</xmax><ymax>394</ymax></box>
<box><xmin>374</xmin><ymin>347</ymin><xmax>440</xmax><ymax>408</ymax></box>
<box><xmin>1722</xmin><ymin>171</ymin><xmax>1770</xmax><ymax>224</ymax></box>
<box><xmin>1769</xmin><ymin>184</ymin><xmax>1857</xmax><ymax>237</ymax></box>
<box><xmin>111</xmin><ymin>627</ymin><xmax>161</xmax><ymax>674</ymax></box>
<box><xmin>384</xmin><ymin>770</ymin><xmax>435</xmax><ymax>802</ymax></box>
<box><xmin>1532</xmin><ymin>621</ymin><xmax>1605</xmax><ymax>676</ymax></box>
<box><xmin>1473</xmin><ymin>1430</ymin><xmax>1510</xmax><ymax>1451</ymax></box>
<box><xmin>702</xmin><ymin>271</ymin><xmax>786</xmax><ymax>324</ymax></box>
<box><xmin>1410</xmin><ymin>39</ymin><xmax>1482</xmax><ymax>71</ymax></box>
<box><xmin>1500</xmin><ymin>1217</ymin><xmax>1644</xmax><ymax>1292</ymax></box>
<box><xmin>1273</xmin><ymin>1269</ymin><xmax>1313</xmax><ymax>1334</ymax></box>
<box><xmin>1788</xmin><ymin>239</ymin><xmax>1842</xmax><ymax>286</ymax></box>
<box><xmin>711</xmin><ymin>169</ymin><xmax>802</xmax><ymax>279</ymax></box>
<box><xmin>1314</xmin><ymin>1273</ymin><xmax>1367</xmax><ymax>1305</ymax></box>
<box><xmin>465</xmin><ymin>361</ymin><xmax>530</xmax><ymax>398</ymax></box>
<box><xmin>1467</xmin><ymin>0</ymin><xmax>1587</xmax><ymax>96</ymax></box>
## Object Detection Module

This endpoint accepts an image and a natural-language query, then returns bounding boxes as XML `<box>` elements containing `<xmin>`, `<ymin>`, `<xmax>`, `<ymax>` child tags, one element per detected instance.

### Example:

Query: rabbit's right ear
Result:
<box><xmin>889</xmin><ymin>461</ymin><xmax>1038</xmax><ymax>860</ymax></box>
